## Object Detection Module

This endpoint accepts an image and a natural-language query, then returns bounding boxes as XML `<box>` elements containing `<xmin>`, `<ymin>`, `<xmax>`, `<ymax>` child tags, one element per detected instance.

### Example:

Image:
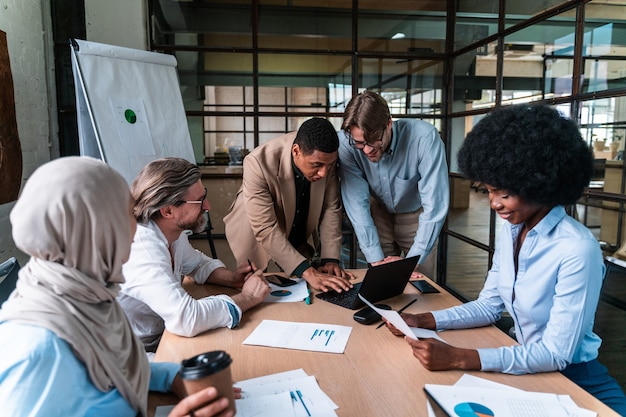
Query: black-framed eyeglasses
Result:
<box><xmin>179</xmin><ymin>187</ymin><xmax>207</xmax><ymax>205</ymax></box>
<box><xmin>346</xmin><ymin>128</ymin><xmax>385</xmax><ymax>150</ymax></box>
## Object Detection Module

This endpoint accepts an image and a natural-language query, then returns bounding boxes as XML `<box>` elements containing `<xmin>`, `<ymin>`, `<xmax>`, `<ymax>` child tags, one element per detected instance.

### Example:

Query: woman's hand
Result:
<box><xmin>168</xmin><ymin>386</ymin><xmax>233</xmax><ymax>417</ymax></box>
<box><xmin>405</xmin><ymin>337</ymin><xmax>481</xmax><ymax>372</ymax></box>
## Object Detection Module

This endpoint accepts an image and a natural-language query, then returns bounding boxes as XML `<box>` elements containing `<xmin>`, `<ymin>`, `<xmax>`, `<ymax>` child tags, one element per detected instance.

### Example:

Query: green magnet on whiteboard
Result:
<box><xmin>124</xmin><ymin>109</ymin><xmax>137</xmax><ymax>124</ymax></box>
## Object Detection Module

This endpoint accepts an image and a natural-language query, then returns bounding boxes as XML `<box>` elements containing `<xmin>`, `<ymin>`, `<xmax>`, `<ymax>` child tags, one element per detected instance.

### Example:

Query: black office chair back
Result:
<box><xmin>0</xmin><ymin>257</ymin><xmax>20</xmax><ymax>305</ymax></box>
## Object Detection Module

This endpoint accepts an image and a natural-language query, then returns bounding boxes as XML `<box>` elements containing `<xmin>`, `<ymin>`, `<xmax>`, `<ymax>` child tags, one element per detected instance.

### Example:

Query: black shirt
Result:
<box><xmin>288</xmin><ymin>159</ymin><xmax>310</xmax><ymax>250</ymax></box>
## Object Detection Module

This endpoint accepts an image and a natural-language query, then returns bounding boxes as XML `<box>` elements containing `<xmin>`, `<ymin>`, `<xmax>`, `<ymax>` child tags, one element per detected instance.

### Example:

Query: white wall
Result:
<box><xmin>85</xmin><ymin>0</ymin><xmax>147</xmax><ymax>50</ymax></box>
<box><xmin>0</xmin><ymin>0</ymin><xmax>146</xmax><ymax>263</ymax></box>
<box><xmin>0</xmin><ymin>0</ymin><xmax>54</xmax><ymax>264</ymax></box>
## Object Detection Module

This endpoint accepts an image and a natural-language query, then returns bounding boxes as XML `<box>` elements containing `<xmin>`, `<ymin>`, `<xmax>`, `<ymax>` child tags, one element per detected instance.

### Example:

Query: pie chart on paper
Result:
<box><xmin>453</xmin><ymin>402</ymin><xmax>494</xmax><ymax>417</ymax></box>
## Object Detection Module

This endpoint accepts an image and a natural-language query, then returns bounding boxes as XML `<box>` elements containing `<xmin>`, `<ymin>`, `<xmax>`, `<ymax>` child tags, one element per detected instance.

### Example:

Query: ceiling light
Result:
<box><xmin>391</xmin><ymin>32</ymin><xmax>406</xmax><ymax>40</ymax></box>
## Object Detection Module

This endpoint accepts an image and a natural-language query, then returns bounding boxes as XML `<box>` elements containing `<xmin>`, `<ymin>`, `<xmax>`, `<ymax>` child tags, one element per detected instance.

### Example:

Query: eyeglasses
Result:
<box><xmin>179</xmin><ymin>187</ymin><xmax>207</xmax><ymax>205</ymax></box>
<box><xmin>346</xmin><ymin>129</ymin><xmax>385</xmax><ymax>150</ymax></box>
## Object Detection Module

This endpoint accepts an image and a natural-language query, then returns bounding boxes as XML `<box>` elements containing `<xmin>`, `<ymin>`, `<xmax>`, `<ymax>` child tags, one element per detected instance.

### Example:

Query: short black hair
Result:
<box><xmin>457</xmin><ymin>104</ymin><xmax>593</xmax><ymax>206</ymax></box>
<box><xmin>294</xmin><ymin>117</ymin><xmax>339</xmax><ymax>154</ymax></box>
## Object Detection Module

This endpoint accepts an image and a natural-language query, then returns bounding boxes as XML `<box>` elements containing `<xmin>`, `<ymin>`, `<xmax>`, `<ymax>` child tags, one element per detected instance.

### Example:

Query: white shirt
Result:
<box><xmin>119</xmin><ymin>221</ymin><xmax>241</xmax><ymax>352</ymax></box>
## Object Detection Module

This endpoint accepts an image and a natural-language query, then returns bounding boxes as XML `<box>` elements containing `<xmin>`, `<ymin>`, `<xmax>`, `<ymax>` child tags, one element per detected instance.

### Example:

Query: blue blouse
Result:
<box><xmin>433</xmin><ymin>206</ymin><xmax>605</xmax><ymax>374</ymax></box>
<box><xmin>0</xmin><ymin>321</ymin><xmax>180</xmax><ymax>416</ymax></box>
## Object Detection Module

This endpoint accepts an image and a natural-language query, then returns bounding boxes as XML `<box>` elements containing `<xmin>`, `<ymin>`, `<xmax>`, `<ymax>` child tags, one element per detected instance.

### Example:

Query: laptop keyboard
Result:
<box><xmin>318</xmin><ymin>285</ymin><xmax>361</xmax><ymax>308</ymax></box>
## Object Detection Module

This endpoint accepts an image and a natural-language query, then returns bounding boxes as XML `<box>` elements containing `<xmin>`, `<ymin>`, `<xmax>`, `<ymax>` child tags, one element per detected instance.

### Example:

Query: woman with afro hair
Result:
<box><xmin>384</xmin><ymin>104</ymin><xmax>626</xmax><ymax>414</ymax></box>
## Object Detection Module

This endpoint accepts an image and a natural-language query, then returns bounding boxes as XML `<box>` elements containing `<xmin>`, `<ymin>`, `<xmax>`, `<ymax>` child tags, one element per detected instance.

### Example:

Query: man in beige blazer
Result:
<box><xmin>224</xmin><ymin>118</ymin><xmax>353</xmax><ymax>292</ymax></box>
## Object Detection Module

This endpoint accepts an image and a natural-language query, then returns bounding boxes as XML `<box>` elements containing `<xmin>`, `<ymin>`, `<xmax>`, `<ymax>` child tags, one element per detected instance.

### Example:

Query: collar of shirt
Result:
<box><xmin>509</xmin><ymin>205</ymin><xmax>564</xmax><ymax>238</ymax></box>
<box><xmin>291</xmin><ymin>157</ymin><xmax>307</xmax><ymax>184</ymax></box>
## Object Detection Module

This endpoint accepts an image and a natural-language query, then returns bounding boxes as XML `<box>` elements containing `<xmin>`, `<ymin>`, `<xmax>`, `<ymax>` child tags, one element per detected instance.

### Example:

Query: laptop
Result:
<box><xmin>315</xmin><ymin>255</ymin><xmax>420</xmax><ymax>310</ymax></box>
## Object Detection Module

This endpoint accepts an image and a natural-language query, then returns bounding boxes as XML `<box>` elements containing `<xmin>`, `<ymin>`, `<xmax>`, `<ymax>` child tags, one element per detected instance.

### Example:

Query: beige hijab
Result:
<box><xmin>0</xmin><ymin>157</ymin><xmax>150</xmax><ymax>416</ymax></box>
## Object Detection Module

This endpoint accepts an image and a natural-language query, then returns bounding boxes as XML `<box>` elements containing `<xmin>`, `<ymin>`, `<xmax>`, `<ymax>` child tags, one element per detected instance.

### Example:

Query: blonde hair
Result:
<box><xmin>131</xmin><ymin>157</ymin><xmax>201</xmax><ymax>224</ymax></box>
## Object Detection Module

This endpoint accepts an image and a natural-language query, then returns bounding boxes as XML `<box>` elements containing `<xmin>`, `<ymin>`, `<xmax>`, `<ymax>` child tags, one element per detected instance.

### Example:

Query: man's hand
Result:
<box><xmin>371</xmin><ymin>256</ymin><xmax>423</xmax><ymax>279</ymax></box>
<box><xmin>302</xmin><ymin>267</ymin><xmax>353</xmax><ymax>293</ymax></box>
<box><xmin>317</xmin><ymin>262</ymin><xmax>356</xmax><ymax>280</ymax></box>
<box><xmin>231</xmin><ymin>271</ymin><xmax>270</xmax><ymax>312</ymax></box>
<box><xmin>370</xmin><ymin>255</ymin><xmax>403</xmax><ymax>267</ymax></box>
<box><xmin>206</xmin><ymin>265</ymin><xmax>248</xmax><ymax>289</ymax></box>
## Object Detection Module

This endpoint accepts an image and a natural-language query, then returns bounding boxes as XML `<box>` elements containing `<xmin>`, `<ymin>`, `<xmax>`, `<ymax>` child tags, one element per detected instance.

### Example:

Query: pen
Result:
<box><xmin>305</xmin><ymin>285</ymin><xmax>312</xmax><ymax>305</ymax></box>
<box><xmin>376</xmin><ymin>298</ymin><xmax>417</xmax><ymax>329</ymax></box>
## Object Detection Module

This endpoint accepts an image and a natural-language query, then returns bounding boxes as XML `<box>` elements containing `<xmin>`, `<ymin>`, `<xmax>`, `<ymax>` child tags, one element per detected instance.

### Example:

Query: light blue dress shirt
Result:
<box><xmin>338</xmin><ymin>119</ymin><xmax>449</xmax><ymax>263</ymax></box>
<box><xmin>0</xmin><ymin>321</ymin><xmax>180</xmax><ymax>416</ymax></box>
<box><xmin>433</xmin><ymin>206</ymin><xmax>605</xmax><ymax>374</ymax></box>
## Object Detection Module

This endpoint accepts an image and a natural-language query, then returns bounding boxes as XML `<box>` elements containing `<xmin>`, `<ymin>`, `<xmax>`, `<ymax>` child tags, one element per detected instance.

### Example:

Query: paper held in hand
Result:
<box><xmin>358</xmin><ymin>294</ymin><xmax>418</xmax><ymax>339</ymax></box>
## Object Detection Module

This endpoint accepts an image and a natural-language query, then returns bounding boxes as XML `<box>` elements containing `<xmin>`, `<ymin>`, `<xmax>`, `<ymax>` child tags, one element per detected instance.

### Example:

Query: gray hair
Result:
<box><xmin>131</xmin><ymin>157</ymin><xmax>201</xmax><ymax>224</ymax></box>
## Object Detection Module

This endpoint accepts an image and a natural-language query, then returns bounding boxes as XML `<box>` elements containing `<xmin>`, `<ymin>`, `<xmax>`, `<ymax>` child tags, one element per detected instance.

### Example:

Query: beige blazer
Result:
<box><xmin>223</xmin><ymin>132</ymin><xmax>343</xmax><ymax>275</ymax></box>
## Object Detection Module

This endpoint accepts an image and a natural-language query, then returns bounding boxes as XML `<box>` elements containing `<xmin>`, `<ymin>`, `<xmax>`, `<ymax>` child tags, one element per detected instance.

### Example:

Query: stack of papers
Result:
<box><xmin>156</xmin><ymin>369</ymin><xmax>338</xmax><ymax>417</ymax></box>
<box><xmin>425</xmin><ymin>374</ymin><xmax>596</xmax><ymax>417</ymax></box>
<box><xmin>242</xmin><ymin>320</ymin><xmax>352</xmax><ymax>354</ymax></box>
<box><xmin>235</xmin><ymin>368</ymin><xmax>338</xmax><ymax>417</ymax></box>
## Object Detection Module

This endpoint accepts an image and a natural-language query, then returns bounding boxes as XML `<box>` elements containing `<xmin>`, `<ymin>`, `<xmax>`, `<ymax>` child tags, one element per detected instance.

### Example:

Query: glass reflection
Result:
<box><xmin>445</xmin><ymin>236</ymin><xmax>490</xmax><ymax>301</ymax></box>
<box><xmin>502</xmin><ymin>12</ymin><xmax>577</xmax><ymax>103</ymax></box>
<box><xmin>357</xmin><ymin>58</ymin><xmax>444</xmax><ymax>115</ymax></box>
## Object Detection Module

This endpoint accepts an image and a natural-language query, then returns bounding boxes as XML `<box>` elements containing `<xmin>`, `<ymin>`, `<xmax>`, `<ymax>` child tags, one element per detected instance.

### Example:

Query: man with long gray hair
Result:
<box><xmin>118</xmin><ymin>157</ymin><xmax>270</xmax><ymax>353</ymax></box>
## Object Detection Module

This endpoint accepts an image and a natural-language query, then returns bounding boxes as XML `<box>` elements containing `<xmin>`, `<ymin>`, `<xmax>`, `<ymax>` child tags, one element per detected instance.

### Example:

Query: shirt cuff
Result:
<box><xmin>225</xmin><ymin>300</ymin><xmax>241</xmax><ymax>328</ymax></box>
<box><xmin>149</xmin><ymin>361</ymin><xmax>181</xmax><ymax>392</ymax></box>
<box><xmin>292</xmin><ymin>261</ymin><xmax>311</xmax><ymax>278</ymax></box>
<box><xmin>477</xmin><ymin>348</ymin><xmax>499</xmax><ymax>372</ymax></box>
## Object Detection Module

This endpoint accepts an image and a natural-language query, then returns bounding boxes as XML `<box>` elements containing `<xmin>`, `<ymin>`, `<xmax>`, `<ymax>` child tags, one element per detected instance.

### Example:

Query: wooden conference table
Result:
<box><xmin>149</xmin><ymin>271</ymin><xmax>620</xmax><ymax>417</ymax></box>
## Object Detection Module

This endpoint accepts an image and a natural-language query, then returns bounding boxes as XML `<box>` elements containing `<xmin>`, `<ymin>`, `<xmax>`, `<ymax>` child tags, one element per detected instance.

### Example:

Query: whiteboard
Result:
<box><xmin>71</xmin><ymin>39</ymin><xmax>195</xmax><ymax>185</ymax></box>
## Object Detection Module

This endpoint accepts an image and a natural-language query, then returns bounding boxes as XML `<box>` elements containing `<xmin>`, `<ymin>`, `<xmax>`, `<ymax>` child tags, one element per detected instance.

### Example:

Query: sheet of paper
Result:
<box><xmin>264</xmin><ymin>278</ymin><xmax>309</xmax><ymax>303</ymax></box>
<box><xmin>453</xmin><ymin>374</ymin><xmax>596</xmax><ymax>417</ymax></box>
<box><xmin>410</xmin><ymin>327</ymin><xmax>445</xmax><ymax>342</ymax></box>
<box><xmin>358</xmin><ymin>294</ymin><xmax>417</xmax><ymax>340</ymax></box>
<box><xmin>108</xmin><ymin>98</ymin><xmax>155</xmax><ymax>156</ymax></box>
<box><xmin>242</xmin><ymin>320</ymin><xmax>352</xmax><ymax>354</ymax></box>
<box><xmin>239</xmin><ymin>375</ymin><xmax>337</xmax><ymax>412</ymax></box>
<box><xmin>425</xmin><ymin>383</ymin><xmax>572</xmax><ymax>417</ymax></box>
<box><xmin>236</xmin><ymin>391</ymin><xmax>296</xmax><ymax>417</ymax></box>
<box><xmin>235</xmin><ymin>368</ymin><xmax>309</xmax><ymax>390</ymax></box>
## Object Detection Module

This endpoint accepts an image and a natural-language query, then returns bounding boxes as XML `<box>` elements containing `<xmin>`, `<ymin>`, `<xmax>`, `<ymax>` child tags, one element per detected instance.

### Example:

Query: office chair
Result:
<box><xmin>0</xmin><ymin>257</ymin><xmax>20</xmax><ymax>305</ymax></box>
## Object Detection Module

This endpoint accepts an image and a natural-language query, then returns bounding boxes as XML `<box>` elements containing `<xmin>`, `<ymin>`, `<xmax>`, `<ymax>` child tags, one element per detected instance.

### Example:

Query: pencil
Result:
<box><xmin>376</xmin><ymin>298</ymin><xmax>417</xmax><ymax>329</ymax></box>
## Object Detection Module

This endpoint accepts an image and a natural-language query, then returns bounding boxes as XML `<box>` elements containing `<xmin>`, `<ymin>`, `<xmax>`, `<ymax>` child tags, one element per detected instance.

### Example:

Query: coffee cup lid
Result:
<box><xmin>180</xmin><ymin>350</ymin><xmax>232</xmax><ymax>379</ymax></box>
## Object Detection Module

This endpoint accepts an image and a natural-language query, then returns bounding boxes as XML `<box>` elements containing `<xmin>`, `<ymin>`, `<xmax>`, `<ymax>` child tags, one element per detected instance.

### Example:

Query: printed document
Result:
<box><xmin>243</xmin><ymin>319</ymin><xmax>352</xmax><ymax>354</ymax></box>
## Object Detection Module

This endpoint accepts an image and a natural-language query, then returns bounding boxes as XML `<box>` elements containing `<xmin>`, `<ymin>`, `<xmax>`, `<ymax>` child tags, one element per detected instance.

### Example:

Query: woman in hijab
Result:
<box><xmin>0</xmin><ymin>156</ymin><xmax>233</xmax><ymax>417</ymax></box>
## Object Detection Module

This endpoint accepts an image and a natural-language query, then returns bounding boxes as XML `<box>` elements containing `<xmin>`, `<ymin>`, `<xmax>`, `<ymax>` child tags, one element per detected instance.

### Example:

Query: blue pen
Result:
<box><xmin>305</xmin><ymin>285</ymin><xmax>312</xmax><ymax>305</ymax></box>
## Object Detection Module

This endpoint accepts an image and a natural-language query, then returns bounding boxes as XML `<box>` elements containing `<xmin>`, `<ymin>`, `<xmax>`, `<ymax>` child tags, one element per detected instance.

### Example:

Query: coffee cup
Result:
<box><xmin>180</xmin><ymin>350</ymin><xmax>236</xmax><ymax>414</ymax></box>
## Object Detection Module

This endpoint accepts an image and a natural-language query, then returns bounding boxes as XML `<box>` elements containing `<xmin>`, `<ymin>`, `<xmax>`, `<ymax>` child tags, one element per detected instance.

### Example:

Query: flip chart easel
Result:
<box><xmin>70</xmin><ymin>39</ymin><xmax>195</xmax><ymax>185</ymax></box>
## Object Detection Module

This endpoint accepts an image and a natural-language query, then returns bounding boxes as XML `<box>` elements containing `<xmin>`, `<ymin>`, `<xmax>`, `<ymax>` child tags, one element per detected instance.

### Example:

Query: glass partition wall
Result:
<box><xmin>149</xmin><ymin>0</ymin><xmax>626</xmax><ymax>302</ymax></box>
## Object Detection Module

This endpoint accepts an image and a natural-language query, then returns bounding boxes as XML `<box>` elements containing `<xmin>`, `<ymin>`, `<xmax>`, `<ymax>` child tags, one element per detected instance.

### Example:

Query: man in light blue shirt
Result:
<box><xmin>339</xmin><ymin>91</ymin><xmax>449</xmax><ymax>277</ymax></box>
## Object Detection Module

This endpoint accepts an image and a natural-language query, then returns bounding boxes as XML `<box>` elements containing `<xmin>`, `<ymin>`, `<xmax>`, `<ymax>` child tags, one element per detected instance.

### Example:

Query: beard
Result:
<box><xmin>178</xmin><ymin>210</ymin><xmax>208</xmax><ymax>234</ymax></box>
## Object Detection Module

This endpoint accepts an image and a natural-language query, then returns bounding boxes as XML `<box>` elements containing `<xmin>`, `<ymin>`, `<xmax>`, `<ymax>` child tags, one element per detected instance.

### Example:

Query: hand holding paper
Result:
<box><xmin>358</xmin><ymin>294</ymin><xmax>418</xmax><ymax>339</ymax></box>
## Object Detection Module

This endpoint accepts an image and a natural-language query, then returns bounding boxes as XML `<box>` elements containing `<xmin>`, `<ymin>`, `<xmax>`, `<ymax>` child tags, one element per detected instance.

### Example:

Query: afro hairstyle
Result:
<box><xmin>294</xmin><ymin>117</ymin><xmax>339</xmax><ymax>154</ymax></box>
<box><xmin>457</xmin><ymin>104</ymin><xmax>593</xmax><ymax>206</ymax></box>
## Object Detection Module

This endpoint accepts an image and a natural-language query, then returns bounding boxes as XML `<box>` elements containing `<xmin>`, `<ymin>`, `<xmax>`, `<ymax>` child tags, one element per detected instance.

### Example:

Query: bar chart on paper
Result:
<box><xmin>242</xmin><ymin>320</ymin><xmax>353</xmax><ymax>353</ymax></box>
<box><xmin>310</xmin><ymin>328</ymin><xmax>336</xmax><ymax>346</ymax></box>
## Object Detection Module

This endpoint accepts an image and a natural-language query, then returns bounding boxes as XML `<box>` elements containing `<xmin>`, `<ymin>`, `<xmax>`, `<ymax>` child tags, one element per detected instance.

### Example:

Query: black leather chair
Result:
<box><xmin>0</xmin><ymin>257</ymin><xmax>20</xmax><ymax>305</ymax></box>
